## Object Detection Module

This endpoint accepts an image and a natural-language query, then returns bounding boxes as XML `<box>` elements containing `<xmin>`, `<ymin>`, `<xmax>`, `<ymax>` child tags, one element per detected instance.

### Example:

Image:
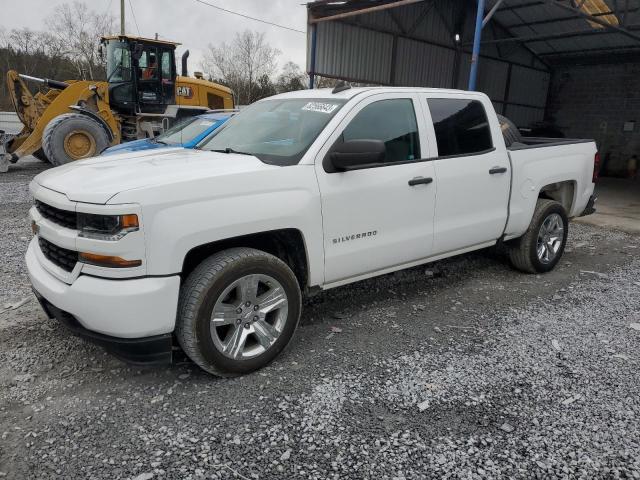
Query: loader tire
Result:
<box><xmin>32</xmin><ymin>149</ymin><xmax>50</xmax><ymax>163</ymax></box>
<box><xmin>42</xmin><ymin>113</ymin><xmax>109</xmax><ymax>166</ymax></box>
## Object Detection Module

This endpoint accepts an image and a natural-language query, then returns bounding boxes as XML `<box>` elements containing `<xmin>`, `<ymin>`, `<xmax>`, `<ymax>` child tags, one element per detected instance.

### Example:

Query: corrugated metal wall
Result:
<box><xmin>308</xmin><ymin>0</ymin><xmax>551</xmax><ymax>127</ymax></box>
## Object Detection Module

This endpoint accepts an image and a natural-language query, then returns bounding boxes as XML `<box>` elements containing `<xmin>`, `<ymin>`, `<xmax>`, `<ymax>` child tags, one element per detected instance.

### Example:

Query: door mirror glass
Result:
<box><xmin>330</xmin><ymin>139</ymin><xmax>386</xmax><ymax>171</ymax></box>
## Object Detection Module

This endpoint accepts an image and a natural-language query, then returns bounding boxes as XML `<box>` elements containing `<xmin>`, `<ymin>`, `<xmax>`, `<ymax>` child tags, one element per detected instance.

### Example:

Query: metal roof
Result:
<box><xmin>483</xmin><ymin>0</ymin><xmax>640</xmax><ymax>63</ymax></box>
<box><xmin>307</xmin><ymin>0</ymin><xmax>640</xmax><ymax>64</ymax></box>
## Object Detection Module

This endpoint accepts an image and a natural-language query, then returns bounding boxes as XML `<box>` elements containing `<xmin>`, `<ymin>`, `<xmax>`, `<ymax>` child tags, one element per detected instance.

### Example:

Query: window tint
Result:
<box><xmin>342</xmin><ymin>99</ymin><xmax>420</xmax><ymax>163</ymax></box>
<box><xmin>427</xmin><ymin>99</ymin><xmax>493</xmax><ymax>157</ymax></box>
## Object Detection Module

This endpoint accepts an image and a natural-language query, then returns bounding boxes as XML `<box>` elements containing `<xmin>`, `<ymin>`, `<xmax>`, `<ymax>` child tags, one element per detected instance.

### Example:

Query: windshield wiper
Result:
<box><xmin>209</xmin><ymin>147</ymin><xmax>252</xmax><ymax>155</ymax></box>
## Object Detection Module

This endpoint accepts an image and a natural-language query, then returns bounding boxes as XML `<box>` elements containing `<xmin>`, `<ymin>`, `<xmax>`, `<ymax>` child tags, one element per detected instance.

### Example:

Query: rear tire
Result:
<box><xmin>508</xmin><ymin>199</ymin><xmax>568</xmax><ymax>273</ymax></box>
<box><xmin>176</xmin><ymin>247</ymin><xmax>302</xmax><ymax>377</ymax></box>
<box><xmin>32</xmin><ymin>148</ymin><xmax>50</xmax><ymax>163</ymax></box>
<box><xmin>42</xmin><ymin>113</ymin><xmax>110</xmax><ymax>166</ymax></box>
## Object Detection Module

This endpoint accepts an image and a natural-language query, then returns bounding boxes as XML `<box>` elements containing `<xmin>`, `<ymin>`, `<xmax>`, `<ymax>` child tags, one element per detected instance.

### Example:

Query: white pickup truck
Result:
<box><xmin>27</xmin><ymin>86</ymin><xmax>599</xmax><ymax>376</ymax></box>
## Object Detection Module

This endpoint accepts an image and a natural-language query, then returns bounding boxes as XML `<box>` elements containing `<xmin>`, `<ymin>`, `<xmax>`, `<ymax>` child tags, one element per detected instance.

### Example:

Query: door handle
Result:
<box><xmin>489</xmin><ymin>166</ymin><xmax>508</xmax><ymax>174</ymax></box>
<box><xmin>408</xmin><ymin>176</ymin><xmax>433</xmax><ymax>186</ymax></box>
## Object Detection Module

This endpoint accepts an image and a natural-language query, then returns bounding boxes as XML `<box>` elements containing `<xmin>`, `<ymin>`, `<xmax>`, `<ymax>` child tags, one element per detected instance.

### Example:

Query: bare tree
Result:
<box><xmin>203</xmin><ymin>30</ymin><xmax>280</xmax><ymax>104</ymax></box>
<box><xmin>47</xmin><ymin>1</ymin><xmax>114</xmax><ymax>79</ymax></box>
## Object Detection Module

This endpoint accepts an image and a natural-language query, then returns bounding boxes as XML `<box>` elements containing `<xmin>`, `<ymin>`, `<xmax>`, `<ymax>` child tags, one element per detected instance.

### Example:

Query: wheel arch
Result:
<box><xmin>181</xmin><ymin>229</ymin><xmax>310</xmax><ymax>291</ymax></box>
<box><xmin>68</xmin><ymin>105</ymin><xmax>115</xmax><ymax>142</ymax></box>
<box><xmin>538</xmin><ymin>180</ymin><xmax>576</xmax><ymax>216</ymax></box>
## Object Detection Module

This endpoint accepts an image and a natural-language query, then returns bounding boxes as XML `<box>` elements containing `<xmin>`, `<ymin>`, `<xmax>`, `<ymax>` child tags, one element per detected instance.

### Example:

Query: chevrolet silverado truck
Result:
<box><xmin>26</xmin><ymin>86</ymin><xmax>599</xmax><ymax>376</ymax></box>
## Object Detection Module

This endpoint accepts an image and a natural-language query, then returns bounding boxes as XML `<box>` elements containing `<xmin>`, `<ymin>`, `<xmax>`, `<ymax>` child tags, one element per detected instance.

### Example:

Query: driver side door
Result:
<box><xmin>136</xmin><ymin>47</ymin><xmax>164</xmax><ymax>113</ymax></box>
<box><xmin>314</xmin><ymin>93</ymin><xmax>437</xmax><ymax>285</ymax></box>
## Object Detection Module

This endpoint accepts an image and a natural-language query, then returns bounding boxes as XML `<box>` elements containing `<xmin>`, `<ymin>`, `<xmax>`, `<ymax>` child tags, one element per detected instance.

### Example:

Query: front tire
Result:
<box><xmin>508</xmin><ymin>199</ymin><xmax>568</xmax><ymax>273</ymax></box>
<box><xmin>42</xmin><ymin>113</ymin><xmax>110</xmax><ymax>166</ymax></box>
<box><xmin>176</xmin><ymin>248</ymin><xmax>302</xmax><ymax>377</ymax></box>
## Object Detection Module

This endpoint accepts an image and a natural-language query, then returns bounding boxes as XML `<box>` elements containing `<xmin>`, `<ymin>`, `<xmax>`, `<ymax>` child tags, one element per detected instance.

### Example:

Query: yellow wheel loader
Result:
<box><xmin>0</xmin><ymin>35</ymin><xmax>234</xmax><ymax>171</ymax></box>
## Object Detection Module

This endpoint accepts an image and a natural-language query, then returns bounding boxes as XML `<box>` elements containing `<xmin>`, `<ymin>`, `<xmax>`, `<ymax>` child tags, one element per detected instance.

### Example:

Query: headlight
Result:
<box><xmin>77</xmin><ymin>213</ymin><xmax>139</xmax><ymax>241</ymax></box>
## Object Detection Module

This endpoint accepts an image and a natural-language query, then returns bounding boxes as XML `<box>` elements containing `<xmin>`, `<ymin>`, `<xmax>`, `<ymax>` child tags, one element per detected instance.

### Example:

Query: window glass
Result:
<box><xmin>427</xmin><ymin>98</ymin><xmax>493</xmax><ymax>157</ymax></box>
<box><xmin>342</xmin><ymin>99</ymin><xmax>420</xmax><ymax>163</ymax></box>
<box><xmin>160</xmin><ymin>51</ymin><xmax>172</xmax><ymax>80</ymax></box>
<box><xmin>106</xmin><ymin>41</ymin><xmax>131</xmax><ymax>82</ymax></box>
<box><xmin>157</xmin><ymin>117</ymin><xmax>223</xmax><ymax>145</ymax></box>
<box><xmin>200</xmin><ymin>99</ymin><xmax>346</xmax><ymax>165</ymax></box>
<box><xmin>139</xmin><ymin>49</ymin><xmax>158</xmax><ymax>80</ymax></box>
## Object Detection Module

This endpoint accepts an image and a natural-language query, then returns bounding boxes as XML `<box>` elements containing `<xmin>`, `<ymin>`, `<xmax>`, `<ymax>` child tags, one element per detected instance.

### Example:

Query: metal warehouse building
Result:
<box><xmin>306</xmin><ymin>0</ymin><xmax>640</xmax><ymax>177</ymax></box>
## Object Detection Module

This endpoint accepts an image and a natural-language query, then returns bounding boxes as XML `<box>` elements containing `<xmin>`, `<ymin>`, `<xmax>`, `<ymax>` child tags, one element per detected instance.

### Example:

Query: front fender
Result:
<box><xmin>110</xmin><ymin>166</ymin><xmax>326</xmax><ymax>286</ymax></box>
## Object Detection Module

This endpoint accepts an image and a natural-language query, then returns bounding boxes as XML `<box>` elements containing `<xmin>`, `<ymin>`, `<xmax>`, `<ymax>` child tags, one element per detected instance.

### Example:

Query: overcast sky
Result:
<box><xmin>3</xmin><ymin>0</ymin><xmax>309</xmax><ymax>74</ymax></box>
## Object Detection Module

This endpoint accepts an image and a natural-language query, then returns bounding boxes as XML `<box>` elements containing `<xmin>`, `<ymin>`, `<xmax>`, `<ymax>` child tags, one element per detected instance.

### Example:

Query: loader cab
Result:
<box><xmin>102</xmin><ymin>35</ymin><xmax>178</xmax><ymax>114</ymax></box>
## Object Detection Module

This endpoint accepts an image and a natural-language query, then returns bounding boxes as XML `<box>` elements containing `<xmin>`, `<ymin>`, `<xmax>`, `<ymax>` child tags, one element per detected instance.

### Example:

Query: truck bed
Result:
<box><xmin>508</xmin><ymin>137</ymin><xmax>595</xmax><ymax>151</ymax></box>
<box><xmin>504</xmin><ymin>137</ymin><xmax>597</xmax><ymax>238</ymax></box>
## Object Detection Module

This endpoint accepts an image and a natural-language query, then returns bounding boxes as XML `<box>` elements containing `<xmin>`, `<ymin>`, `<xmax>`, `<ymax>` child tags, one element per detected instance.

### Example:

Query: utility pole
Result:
<box><xmin>120</xmin><ymin>0</ymin><xmax>125</xmax><ymax>35</ymax></box>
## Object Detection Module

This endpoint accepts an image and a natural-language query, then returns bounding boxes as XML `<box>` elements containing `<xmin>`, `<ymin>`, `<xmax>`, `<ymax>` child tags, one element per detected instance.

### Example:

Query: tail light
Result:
<box><xmin>593</xmin><ymin>152</ymin><xmax>601</xmax><ymax>183</ymax></box>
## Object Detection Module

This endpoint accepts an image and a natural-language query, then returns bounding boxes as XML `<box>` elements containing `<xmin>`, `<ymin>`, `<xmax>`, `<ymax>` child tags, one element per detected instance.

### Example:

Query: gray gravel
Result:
<box><xmin>1</xmin><ymin>160</ymin><xmax>639</xmax><ymax>479</ymax></box>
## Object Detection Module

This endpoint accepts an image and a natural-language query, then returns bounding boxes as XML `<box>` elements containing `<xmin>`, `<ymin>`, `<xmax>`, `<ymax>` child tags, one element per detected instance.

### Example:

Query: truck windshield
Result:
<box><xmin>156</xmin><ymin>116</ymin><xmax>223</xmax><ymax>145</ymax></box>
<box><xmin>199</xmin><ymin>98</ymin><xmax>346</xmax><ymax>165</ymax></box>
<box><xmin>106</xmin><ymin>40</ymin><xmax>132</xmax><ymax>83</ymax></box>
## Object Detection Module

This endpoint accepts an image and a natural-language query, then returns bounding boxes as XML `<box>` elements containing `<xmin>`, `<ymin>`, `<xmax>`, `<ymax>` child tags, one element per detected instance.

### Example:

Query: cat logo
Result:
<box><xmin>177</xmin><ymin>86</ymin><xmax>193</xmax><ymax>98</ymax></box>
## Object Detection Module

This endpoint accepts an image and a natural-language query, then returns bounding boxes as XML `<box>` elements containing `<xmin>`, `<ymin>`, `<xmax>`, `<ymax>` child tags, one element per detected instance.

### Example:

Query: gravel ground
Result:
<box><xmin>1</xmin><ymin>160</ymin><xmax>639</xmax><ymax>479</ymax></box>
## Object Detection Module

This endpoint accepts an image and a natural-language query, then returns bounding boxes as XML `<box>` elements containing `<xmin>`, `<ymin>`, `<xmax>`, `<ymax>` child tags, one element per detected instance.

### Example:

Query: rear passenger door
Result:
<box><xmin>424</xmin><ymin>96</ymin><xmax>510</xmax><ymax>254</ymax></box>
<box><xmin>315</xmin><ymin>94</ymin><xmax>437</xmax><ymax>285</ymax></box>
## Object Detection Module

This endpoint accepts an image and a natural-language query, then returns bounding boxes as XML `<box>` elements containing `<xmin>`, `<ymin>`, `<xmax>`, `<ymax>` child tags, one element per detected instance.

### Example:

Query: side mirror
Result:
<box><xmin>98</xmin><ymin>45</ymin><xmax>104</xmax><ymax>61</ymax></box>
<box><xmin>330</xmin><ymin>139</ymin><xmax>386</xmax><ymax>171</ymax></box>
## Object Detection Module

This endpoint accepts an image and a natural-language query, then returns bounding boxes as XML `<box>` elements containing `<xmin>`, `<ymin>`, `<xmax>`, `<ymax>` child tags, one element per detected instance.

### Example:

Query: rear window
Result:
<box><xmin>427</xmin><ymin>98</ymin><xmax>493</xmax><ymax>157</ymax></box>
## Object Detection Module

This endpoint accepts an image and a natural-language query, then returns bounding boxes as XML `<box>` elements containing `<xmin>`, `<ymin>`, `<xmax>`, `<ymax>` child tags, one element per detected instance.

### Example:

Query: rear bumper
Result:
<box><xmin>579</xmin><ymin>194</ymin><xmax>597</xmax><ymax>217</ymax></box>
<box><xmin>34</xmin><ymin>291</ymin><xmax>173</xmax><ymax>365</ymax></box>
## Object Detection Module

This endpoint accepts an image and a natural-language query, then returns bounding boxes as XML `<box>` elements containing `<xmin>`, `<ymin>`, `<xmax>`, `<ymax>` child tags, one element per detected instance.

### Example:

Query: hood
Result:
<box><xmin>35</xmin><ymin>148</ymin><xmax>274</xmax><ymax>204</ymax></box>
<box><xmin>101</xmin><ymin>138</ymin><xmax>168</xmax><ymax>155</ymax></box>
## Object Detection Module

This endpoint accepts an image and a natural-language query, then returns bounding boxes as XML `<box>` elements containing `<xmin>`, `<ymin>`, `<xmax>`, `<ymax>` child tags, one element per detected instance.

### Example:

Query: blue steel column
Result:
<box><xmin>309</xmin><ymin>23</ymin><xmax>317</xmax><ymax>89</ymax></box>
<box><xmin>468</xmin><ymin>0</ymin><xmax>486</xmax><ymax>91</ymax></box>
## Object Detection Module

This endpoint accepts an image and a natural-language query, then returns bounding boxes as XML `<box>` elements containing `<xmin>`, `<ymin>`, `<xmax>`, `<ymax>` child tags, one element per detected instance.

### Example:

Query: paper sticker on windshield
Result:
<box><xmin>198</xmin><ymin>121</ymin><xmax>214</xmax><ymax>127</ymax></box>
<box><xmin>302</xmin><ymin>102</ymin><xmax>339</xmax><ymax>114</ymax></box>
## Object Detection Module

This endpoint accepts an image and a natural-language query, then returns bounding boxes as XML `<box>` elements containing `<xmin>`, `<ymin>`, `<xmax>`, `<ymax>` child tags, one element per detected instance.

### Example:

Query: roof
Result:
<box><xmin>101</xmin><ymin>35</ymin><xmax>181</xmax><ymax>47</ymax></box>
<box><xmin>483</xmin><ymin>0</ymin><xmax>640</xmax><ymax>63</ymax></box>
<box><xmin>262</xmin><ymin>86</ymin><xmax>488</xmax><ymax>101</ymax></box>
<box><xmin>307</xmin><ymin>0</ymin><xmax>640</xmax><ymax>64</ymax></box>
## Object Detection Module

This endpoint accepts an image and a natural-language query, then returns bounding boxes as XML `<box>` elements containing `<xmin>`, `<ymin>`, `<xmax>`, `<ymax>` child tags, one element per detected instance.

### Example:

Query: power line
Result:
<box><xmin>193</xmin><ymin>0</ymin><xmax>306</xmax><ymax>34</ymax></box>
<box><xmin>128</xmin><ymin>0</ymin><xmax>141</xmax><ymax>35</ymax></box>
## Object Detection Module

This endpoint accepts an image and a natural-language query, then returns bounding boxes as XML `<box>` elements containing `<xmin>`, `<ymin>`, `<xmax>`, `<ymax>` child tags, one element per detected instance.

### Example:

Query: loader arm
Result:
<box><xmin>3</xmin><ymin>70</ymin><xmax>121</xmax><ymax>166</ymax></box>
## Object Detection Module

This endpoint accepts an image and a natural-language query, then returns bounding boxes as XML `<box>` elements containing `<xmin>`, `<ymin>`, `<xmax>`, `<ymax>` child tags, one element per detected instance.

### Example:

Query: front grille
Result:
<box><xmin>38</xmin><ymin>237</ymin><xmax>78</xmax><ymax>272</ymax></box>
<box><xmin>35</xmin><ymin>200</ymin><xmax>77</xmax><ymax>230</ymax></box>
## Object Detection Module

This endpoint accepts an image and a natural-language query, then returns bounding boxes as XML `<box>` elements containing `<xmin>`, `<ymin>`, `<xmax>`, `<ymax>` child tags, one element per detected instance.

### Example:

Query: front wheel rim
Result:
<box><xmin>210</xmin><ymin>274</ymin><xmax>288</xmax><ymax>360</ymax></box>
<box><xmin>536</xmin><ymin>213</ymin><xmax>564</xmax><ymax>264</ymax></box>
